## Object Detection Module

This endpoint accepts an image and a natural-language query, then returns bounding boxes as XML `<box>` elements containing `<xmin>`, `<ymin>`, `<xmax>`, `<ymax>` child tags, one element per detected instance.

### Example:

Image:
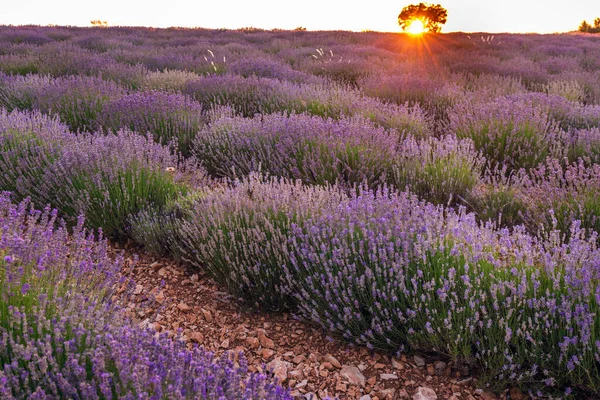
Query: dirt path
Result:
<box><xmin>115</xmin><ymin>245</ymin><xmax>516</xmax><ymax>400</ymax></box>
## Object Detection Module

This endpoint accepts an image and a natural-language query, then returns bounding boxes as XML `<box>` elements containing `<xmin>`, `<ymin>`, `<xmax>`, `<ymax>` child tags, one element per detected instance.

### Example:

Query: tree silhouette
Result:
<box><xmin>579</xmin><ymin>18</ymin><xmax>600</xmax><ymax>33</ymax></box>
<box><xmin>398</xmin><ymin>3</ymin><xmax>448</xmax><ymax>33</ymax></box>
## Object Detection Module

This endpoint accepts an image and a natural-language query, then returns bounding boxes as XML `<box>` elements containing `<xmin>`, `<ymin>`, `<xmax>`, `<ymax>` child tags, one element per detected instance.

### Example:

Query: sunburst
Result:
<box><xmin>407</xmin><ymin>19</ymin><xmax>426</xmax><ymax>35</ymax></box>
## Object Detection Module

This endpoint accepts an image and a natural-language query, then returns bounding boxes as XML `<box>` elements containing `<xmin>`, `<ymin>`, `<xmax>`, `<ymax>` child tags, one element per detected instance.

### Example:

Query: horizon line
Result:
<box><xmin>0</xmin><ymin>23</ymin><xmax>584</xmax><ymax>36</ymax></box>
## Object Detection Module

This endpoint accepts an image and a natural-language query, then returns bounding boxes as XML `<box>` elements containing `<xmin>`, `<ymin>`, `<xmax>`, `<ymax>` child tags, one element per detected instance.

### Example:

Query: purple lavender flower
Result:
<box><xmin>0</xmin><ymin>194</ymin><xmax>290</xmax><ymax>399</ymax></box>
<box><xmin>174</xmin><ymin>173</ymin><xmax>346</xmax><ymax>310</ymax></box>
<box><xmin>31</xmin><ymin>75</ymin><xmax>125</xmax><ymax>132</ymax></box>
<box><xmin>99</xmin><ymin>90</ymin><xmax>205</xmax><ymax>156</ymax></box>
<box><xmin>0</xmin><ymin>109</ymin><xmax>204</xmax><ymax>239</ymax></box>
<box><xmin>193</xmin><ymin>113</ymin><xmax>399</xmax><ymax>188</ymax></box>
<box><xmin>448</xmin><ymin>95</ymin><xmax>567</xmax><ymax>172</ymax></box>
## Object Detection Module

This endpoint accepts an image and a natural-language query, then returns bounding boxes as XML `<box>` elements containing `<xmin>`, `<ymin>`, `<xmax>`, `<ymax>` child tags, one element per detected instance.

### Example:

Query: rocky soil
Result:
<box><xmin>114</xmin><ymin>244</ymin><xmax>524</xmax><ymax>400</ymax></box>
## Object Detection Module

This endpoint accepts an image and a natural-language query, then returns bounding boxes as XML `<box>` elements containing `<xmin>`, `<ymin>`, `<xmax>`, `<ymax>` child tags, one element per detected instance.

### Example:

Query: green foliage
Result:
<box><xmin>67</xmin><ymin>164</ymin><xmax>189</xmax><ymax>240</ymax></box>
<box><xmin>469</xmin><ymin>183</ymin><xmax>527</xmax><ymax>228</ymax></box>
<box><xmin>548</xmin><ymin>190</ymin><xmax>600</xmax><ymax>239</ymax></box>
<box><xmin>128</xmin><ymin>191</ymin><xmax>207</xmax><ymax>255</ymax></box>
<box><xmin>392</xmin><ymin>136</ymin><xmax>483</xmax><ymax>206</ymax></box>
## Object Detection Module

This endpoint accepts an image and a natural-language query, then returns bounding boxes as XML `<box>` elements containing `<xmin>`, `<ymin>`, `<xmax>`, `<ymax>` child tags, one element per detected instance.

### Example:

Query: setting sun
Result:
<box><xmin>406</xmin><ymin>19</ymin><xmax>426</xmax><ymax>34</ymax></box>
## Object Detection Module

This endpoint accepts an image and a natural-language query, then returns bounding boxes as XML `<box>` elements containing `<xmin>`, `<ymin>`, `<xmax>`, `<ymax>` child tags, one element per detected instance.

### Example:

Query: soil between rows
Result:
<box><xmin>112</xmin><ymin>243</ymin><xmax>520</xmax><ymax>400</ymax></box>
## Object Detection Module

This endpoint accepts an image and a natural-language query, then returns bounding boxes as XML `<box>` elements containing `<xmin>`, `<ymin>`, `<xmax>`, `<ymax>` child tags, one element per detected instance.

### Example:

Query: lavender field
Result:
<box><xmin>1</xmin><ymin>25</ymin><xmax>600</xmax><ymax>399</ymax></box>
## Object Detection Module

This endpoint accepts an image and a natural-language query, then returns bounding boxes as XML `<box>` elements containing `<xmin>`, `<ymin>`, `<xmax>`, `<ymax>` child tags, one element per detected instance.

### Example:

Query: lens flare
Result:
<box><xmin>407</xmin><ymin>19</ymin><xmax>426</xmax><ymax>35</ymax></box>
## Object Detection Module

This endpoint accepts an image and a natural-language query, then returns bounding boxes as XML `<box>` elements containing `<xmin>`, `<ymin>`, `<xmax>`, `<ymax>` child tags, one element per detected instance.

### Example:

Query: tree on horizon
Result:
<box><xmin>579</xmin><ymin>18</ymin><xmax>600</xmax><ymax>33</ymax></box>
<box><xmin>398</xmin><ymin>3</ymin><xmax>448</xmax><ymax>33</ymax></box>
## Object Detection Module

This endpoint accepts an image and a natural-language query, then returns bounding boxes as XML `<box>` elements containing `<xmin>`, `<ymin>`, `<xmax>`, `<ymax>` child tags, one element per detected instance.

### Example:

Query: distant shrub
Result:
<box><xmin>578</xmin><ymin>18</ymin><xmax>600</xmax><ymax>34</ymax></box>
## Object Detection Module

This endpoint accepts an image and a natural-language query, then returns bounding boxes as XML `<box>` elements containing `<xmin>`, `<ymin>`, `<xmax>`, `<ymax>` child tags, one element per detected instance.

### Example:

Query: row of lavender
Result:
<box><xmin>1</xmin><ymin>26</ymin><xmax>599</xmax><ymax>141</ymax></box>
<box><xmin>160</xmin><ymin>174</ymin><xmax>600</xmax><ymax>397</ymax></box>
<box><xmin>1</xmin><ymin>108</ymin><xmax>599</xmax><ymax>397</ymax></box>
<box><xmin>0</xmin><ymin>26</ymin><xmax>599</xmax><ymax>397</ymax></box>
<box><xmin>0</xmin><ymin>111</ymin><xmax>291</xmax><ymax>398</ymax></box>
<box><xmin>1</xmin><ymin>70</ymin><xmax>599</xmax><ymax>238</ymax></box>
<box><xmin>0</xmin><ymin>27</ymin><xmax>599</xmax><ymax>103</ymax></box>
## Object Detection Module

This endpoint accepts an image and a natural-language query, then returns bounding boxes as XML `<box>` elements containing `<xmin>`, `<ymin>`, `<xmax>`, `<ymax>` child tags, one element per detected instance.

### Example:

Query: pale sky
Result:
<box><xmin>1</xmin><ymin>0</ymin><xmax>599</xmax><ymax>33</ymax></box>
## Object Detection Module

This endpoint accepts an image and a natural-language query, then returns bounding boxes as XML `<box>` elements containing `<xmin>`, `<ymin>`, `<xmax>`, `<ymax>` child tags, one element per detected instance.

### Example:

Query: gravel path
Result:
<box><xmin>114</xmin><ymin>245</ymin><xmax>521</xmax><ymax>400</ymax></box>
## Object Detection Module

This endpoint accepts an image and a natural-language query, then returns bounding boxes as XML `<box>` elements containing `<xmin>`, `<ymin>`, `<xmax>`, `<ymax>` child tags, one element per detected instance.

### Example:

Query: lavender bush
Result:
<box><xmin>31</xmin><ymin>75</ymin><xmax>125</xmax><ymax>132</ymax></box>
<box><xmin>0</xmin><ymin>194</ymin><xmax>291</xmax><ymax>399</ymax></box>
<box><xmin>182</xmin><ymin>74</ymin><xmax>293</xmax><ymax>118</ymax></box>
<box><xmin>173</xmin><ymin>174</ymin><xmax>346</xmax><ymax>310</ymax></box>
<box><xmin>193</xmin><ymin>113</ymin><xmax>399</xmax><ymax>188</ymax></box>
<box><xmin>0</xmin><ymin>53</ymin><xmax>39</xmax><ymax>75</ymax></box>
<box><xmin>99</xmin><ymin>91</ymin><xmax>205</xmax><ymax>156</ymax></box>
<box><xmin>568</xmin><ymin>127</ymin><xmax>600</xmax><ymax>164</ymax></box>
<box><xmin>300</xmin><ymin>52</ymin><xmax>371</xmax><ymax>88</ymax></box>
<box><xmin>285</xmin><ymin>187</ymin><xmax>600</xmax><ymax>396</ymax></box>
<box><xmin>360</xmin><ymin>72</ymin><xmax>462</xmax><ymax>125</ymax></box>
<box><xmin>392</xmin><ymin>135</ymin><xmax>484</xmax><ymax>206</ymax></box>
<box><xmin>128</xmin><ymin>190</ymin><xmax>208</xmax><ymax>256</ymax></box>
<box><xmin>517</xmin><ymin>158</ymin><xmax>600</xmax><ymax>238</ymax></box>
<box><xmin>468</xmin><ymin>167</ymin><xmax>528</xmax><ymax>228</ymax></box>
<box><xmin>0</xmin><ymin>109</ymin><xmax>199</xmax><ymax>239</ymax></box>
<box><xmin>182</xmin><ymin>74</ymin><xmax>430</xmax><ymax>136</ymax></box>
<box><xmin>141</xmin><ymin>68</ymin><xmax>199</xmax><ymax>92</ymax></box>
<box><xmin>458</xmin><ymin>73</ymin><xmax>527</xmax><ymax>99</ymax></box>
<box><xmin>448</xmin><ymin>95</ymin><xmax>567</xmax><ymax>172</ymax></box>
<box><xmin>0</xmin><ymin>73</ymin><xmax>53</xmax><ymax>111</ymax></box>
<box><xmin>506</xmin><ymin>92</ymin><xmax>600</xmax><ymax>130</ymax></box>
<box><xmin>228</xmin><ymin>57</ymin><xmax>319</xmax><ymax>83</ymax></box>
<box><xmin>0</xmin><ymin>109</ymin><xmax>69</xmax><ymax>197</ymax></box>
